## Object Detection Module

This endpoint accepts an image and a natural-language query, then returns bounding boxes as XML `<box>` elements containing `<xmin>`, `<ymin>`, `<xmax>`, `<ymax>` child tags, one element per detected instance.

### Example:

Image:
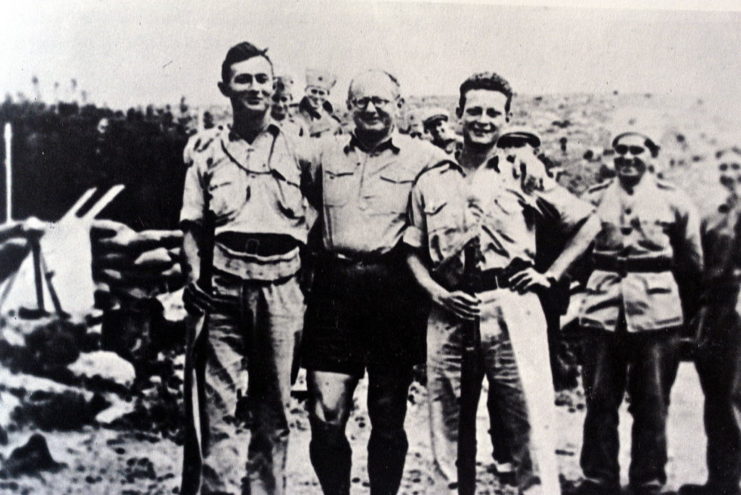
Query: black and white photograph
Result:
<box><xmin>0</xmin><ymin>1</ymin><xmax>740</xmax><ymax>493</ymax></box>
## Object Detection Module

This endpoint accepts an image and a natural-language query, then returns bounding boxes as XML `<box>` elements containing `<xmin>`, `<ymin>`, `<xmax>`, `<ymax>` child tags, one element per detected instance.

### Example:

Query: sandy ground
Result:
<box><xmin>0</xmin><ymin>362</ymin><xmax>707</xmax><ymax>495</ymax></box>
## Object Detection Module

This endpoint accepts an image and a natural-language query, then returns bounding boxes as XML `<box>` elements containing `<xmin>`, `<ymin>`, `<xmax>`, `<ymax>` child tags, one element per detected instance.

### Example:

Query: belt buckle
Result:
<box><xmin>615</xmin><ymin>256</ymin><xmax>628</xmax><ymax>276</ymax></box>
<box><xmin>245</xmin><ymin>238</ymin><xmax>260</xmax><ymax>255</ymax></box>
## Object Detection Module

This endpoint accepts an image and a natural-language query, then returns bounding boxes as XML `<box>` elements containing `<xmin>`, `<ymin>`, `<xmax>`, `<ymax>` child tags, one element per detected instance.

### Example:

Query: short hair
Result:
<box><xmin>458</xmin><ymin>72</ymin><xmax>513</xmax><ymax>113</ymax></box>
<box><xmin>347</xmin><ymin>70</ymin><xmax>401</xmax><ymax>101</ymax></box>
<box><xmin>221</xmin><ymin>42</ymin><xmax>273</xmax><ymax>82</ymax></box>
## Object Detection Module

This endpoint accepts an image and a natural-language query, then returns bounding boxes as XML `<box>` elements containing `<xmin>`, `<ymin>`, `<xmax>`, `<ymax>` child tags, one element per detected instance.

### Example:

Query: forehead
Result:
<box><xmin>227</xmin><ymin>56</ymin><xmax>273</xmax><ymax>79</ymax></box>
<box><xmin>614</xmin><ymin>134</ymin><xmax>646</xmax><ymax>147</ymax></box>
<box><xmin>462</xmin><ymin>89</ymin><xmax>508</xmax><ymax>111</ymax></box>
<box><xmin>349</xmin><ymin>73</ymin><xmax>397</xmax><ymax>99</ymax></box>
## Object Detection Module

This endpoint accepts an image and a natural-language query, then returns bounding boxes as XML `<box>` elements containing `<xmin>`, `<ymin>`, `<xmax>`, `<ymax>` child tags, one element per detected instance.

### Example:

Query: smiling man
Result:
<box><xmin>296</xmin><ymin>69</ymin><xmax>342</xmax><ymax>138</ymax></box>
<box><xmin>404</xmin><ymin>72</ymin><xmax>599</xmax><ymax>494</ymax></box>
<box><xmin>179</xmin><ymin>41</ymin><xmax>308</xmax><ymax>495</ymax></box>
<box><xmin>576</xmin><ymin>132</ymin><xmax>703</xmax><ymax>495</ymax></box>
<box><xmin>299</xmin><ymin>69</ymin><xmax>449</xmax><ymax>495</ymax></box>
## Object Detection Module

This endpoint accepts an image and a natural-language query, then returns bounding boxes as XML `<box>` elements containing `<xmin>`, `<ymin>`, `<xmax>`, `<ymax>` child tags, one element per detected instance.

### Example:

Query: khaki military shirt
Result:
<box><xmin>305</xmin><ymin>132</ymin><xmax>449</xmax><ymax>256</ymax></box>
<box><xmin>180</xmin><ymin>123</ymin><xmax>308</xmax><ymax>280</ymax></box>
<box><xmin>275</xmin><ymin>116</ymin><xmax>307</xmax><ymax>138</ymax></box>
<box><xmin>296</xmin><ymin>98</ymin><xmax>342</xmax><ymax>139</ymax></box>
<box><xmin>578</xmin><ymin>176</ymin><xmax>703</xmax><ymax>332</ymax></box>
<box><xmin>405</xmin><ymin>153</ymin><xmax>593</xmax><ymax>279</ymax></box>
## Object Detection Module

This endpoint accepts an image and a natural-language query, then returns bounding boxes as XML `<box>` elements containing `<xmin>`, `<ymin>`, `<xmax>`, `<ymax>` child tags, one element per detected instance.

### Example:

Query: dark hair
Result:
<box><xmin>458</xmin><ymin>72</ymin><xmax>513</xmax><ymax>113</ymax></box>
<box><xmin>613</xmin><ymin>132</ymin><xmax>661</xmax><ymax>158</ymax></box>
<box><xmin>221</xmin><ymin>42</ymin><xmax>273</xmax><ymax>82</ymax></box>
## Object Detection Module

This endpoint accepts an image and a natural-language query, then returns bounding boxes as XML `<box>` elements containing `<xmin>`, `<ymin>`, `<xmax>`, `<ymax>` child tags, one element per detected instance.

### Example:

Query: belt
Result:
<box><xmin>592</xmin><ymin>254</ymin><xmax>673</xmax><ymax>273</ymax></box>
<box><xmin>321</xmin><ymin>246</ymin><xmax>405</xmax><ymax>266</ymax></box>
<box><xmin>216</xmin><ymin>233</ymin><xmax>300</xmax><ymax>257</ymax></box>
<box><xmin>469</xmin><ymin>267</ymin><xmax>512</xmax><ymax>292</ymax></box>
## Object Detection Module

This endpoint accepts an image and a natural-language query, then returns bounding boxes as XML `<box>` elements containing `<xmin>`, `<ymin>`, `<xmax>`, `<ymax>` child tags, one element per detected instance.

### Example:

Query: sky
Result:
<box><xmin>1</xmin><ymin>0</ymin><xmax>740</xmax><ymax>111</ymax></box>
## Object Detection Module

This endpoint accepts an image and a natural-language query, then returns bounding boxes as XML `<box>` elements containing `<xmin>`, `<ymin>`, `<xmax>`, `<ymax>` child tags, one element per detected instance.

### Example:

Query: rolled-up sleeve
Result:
<box><xmin>179</xmin><ymin>144</ymin><xmax>205</xmax><ymax>228</ymax></box>
<box><xmin>403</xmin><ymin>182</ymin><xmax>427</xmax><ymax>250</ymax></box>
<box><xmin>534</xmin><ymin>179</ymin><xmax>595</xmax><ymax>235</ymax></box>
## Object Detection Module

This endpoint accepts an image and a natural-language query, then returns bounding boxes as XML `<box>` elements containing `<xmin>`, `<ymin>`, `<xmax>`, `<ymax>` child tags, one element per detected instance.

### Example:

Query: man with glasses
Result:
<box><xmin>300</xmin><ymin>69</ymin><xmax>449</xmax><ymax>495</ymax></box>
<box><xmin>404</xmin><ymin>73</ymin><xmax>599</xmax><ymax>495</ymax></box>
<box><xmin>297</xmin><ymin>69</ymin><xmax>342</xmax><ymax>138</ymax></box>
<box><xmin>576</xmin><ymin>132</ymin><xmax>703</xmax><ymax>495</ymax></box>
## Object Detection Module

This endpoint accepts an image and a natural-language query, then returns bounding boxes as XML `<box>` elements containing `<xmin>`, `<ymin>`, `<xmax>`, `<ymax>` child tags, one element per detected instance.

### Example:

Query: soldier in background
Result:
<box><xmin>576</xmin><ymin>132</ymin><xmax>703</xmax><ymax>495</ymax></box>
<box><xmin>422</xmin><ymin>107</ymin><xmax>460</xmax><ymax>155</ymax></box>
<box><xmin>679</xmin><ymin>149</ymin><xmax>741</xmax><ymax>495</ymax></box>
<box><xmin>296</xmin><ymin>69</ymin><xmax>342</xmax><ymax>138</ymax></box>
<box><xmin>271</xmin><ymin>75</ymin><xmax>306</xmax><ymax>137</ymax></box>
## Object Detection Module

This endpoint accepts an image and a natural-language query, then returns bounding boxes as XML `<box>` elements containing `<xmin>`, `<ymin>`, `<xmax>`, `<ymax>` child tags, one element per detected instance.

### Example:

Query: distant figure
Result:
<box><xmin>201</xmin><ymin>110</ymin><xmax>214</xmax><ymax>130</ymax></box>
<box><xmin>422</xmin><ymin>107</ymin><xmax>460</xmax><ymax>155</ymax></box>
<box><xmin>679</xmin><ymin>149</ymin><xmax>741</xmax><ymax>495</ymax></box>
<box><xmin>271</xmin><ymin>75</ymin><xmax>306</xmax><ymax>137</ymax></box>
<box><xmin>296</xmin><ymin>69</ymin><xmax>342</xmax><ymax>138</ymax></box>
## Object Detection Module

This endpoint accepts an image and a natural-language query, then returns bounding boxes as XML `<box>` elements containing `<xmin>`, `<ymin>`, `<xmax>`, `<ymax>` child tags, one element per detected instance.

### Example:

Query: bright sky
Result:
<box><xmin>1</xmin><ymin>0</ymin><xmax>740</xmax><ymax>111</ymax></box>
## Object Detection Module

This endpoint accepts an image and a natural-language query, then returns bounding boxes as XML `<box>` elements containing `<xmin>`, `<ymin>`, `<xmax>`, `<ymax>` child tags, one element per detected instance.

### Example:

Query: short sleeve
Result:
<box><xmin>179</xmin><ymin>141</ymin><xmax>206</xmax><ymax>228</ymax></box>
<box><xmin>403</xmin><ymin>181</ymin><xmax>427</xmax><ymax>250</ymax></box>
<box><xmin>534</xmin><ymin>181</ymin><xmax>595</xmax><ymax>235</ymax></box>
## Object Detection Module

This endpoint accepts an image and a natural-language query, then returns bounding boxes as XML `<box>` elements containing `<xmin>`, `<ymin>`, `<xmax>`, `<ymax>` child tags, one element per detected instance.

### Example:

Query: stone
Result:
<box><xmin>0</xmin><ymin>434</ymin><xmax>65</xmax><ymax>478</ymax></box>
<box><xmin>67</xmin><ymin>351</ymin><xmax>136</xmax><ymax>388</ymax></box>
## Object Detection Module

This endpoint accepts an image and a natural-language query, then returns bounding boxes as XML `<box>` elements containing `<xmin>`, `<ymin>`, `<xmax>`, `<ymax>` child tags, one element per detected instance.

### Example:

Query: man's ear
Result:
<box><xmin>396</xmin><ymin>96</ymin><xmax>405</xmax><ymax>109</ymax></box>
<box><xmin>505</xmin><ymin>112</ymin><xmax>511</xmax><ymax>123</ymax></box>
<box><xmin>218</xmin><ymin>81</ymin><xmax>230</xmax><ymax>98</ymax></box>
<box><xmin>455</xmin><ymin>106</ymin><xmax>462</xmax><ymax>119</ymax></box>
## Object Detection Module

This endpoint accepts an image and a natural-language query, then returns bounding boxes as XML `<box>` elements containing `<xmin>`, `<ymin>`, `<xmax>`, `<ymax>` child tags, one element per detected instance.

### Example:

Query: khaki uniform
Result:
<box><xmin>577</xmin><ymin>175</ymin><xmax>703</xmax><ymax>494</ymax></box>
<box><xmin>301</xmin><ymin>132</ymin><xmax>449</xmax><ymax>495</ymax></box>
<box><xmin>692</xmin><ymin>197</ymin><xmax>741</xmax><ymax>492</ymax></box>
<box><xmin>295</xmin><ymin>97</ymin><xmax>342</xmax><ymax>138</ymax></box>
<box><xmin>180</xmin><ymin>123</ymin><xmax>307</xmax><ymax>495</ymax></box>
<box><xmin>405</xmin><ymin>154</ymin><xmax>593</xmax><ymax>494</ymax></box>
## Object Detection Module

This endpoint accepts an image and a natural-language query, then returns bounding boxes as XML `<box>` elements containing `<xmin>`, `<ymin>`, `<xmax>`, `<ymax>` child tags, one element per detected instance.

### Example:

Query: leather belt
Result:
<box><xmin>592</xmin><ymin>254</ymin><xmax>673</xmax><ymax>273</ymax></box>
<box><xmin>469</xmin><ymin>268</ymin><xmax>512</xmax><ymax>292</ymax></box>
<box><xmin>216</xmin><ymin>233</ymin><xmax>300</xmax><ymax>257</ymax></box>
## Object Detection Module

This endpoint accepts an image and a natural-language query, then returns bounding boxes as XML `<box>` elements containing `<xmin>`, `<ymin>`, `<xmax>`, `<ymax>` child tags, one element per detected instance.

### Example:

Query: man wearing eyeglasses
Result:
<box><xmin>297</xmin><ymin>69</ymin><xmax>342</xmax><ymax>138</ymax></box>
<box><xmin>404</xmin><ymin>72</ymin><xmax>599</xmax><ymax>495</ymax></box>
<box><xmin>299</xmin><ymin>69</ymin><xmax>449</xmax><ymax>495</ymax></box>
<box><xmin>576</xmin><ymin>132</ymin><xmax>704</xmax><ymax>495</ymax></box>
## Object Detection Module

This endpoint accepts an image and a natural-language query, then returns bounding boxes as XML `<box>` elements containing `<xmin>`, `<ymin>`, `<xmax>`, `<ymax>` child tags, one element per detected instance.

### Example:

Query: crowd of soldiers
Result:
<box><xmin>175</xmin><ymin>40</ymin><xmax>741</xmax><ymax>495</ymax></box>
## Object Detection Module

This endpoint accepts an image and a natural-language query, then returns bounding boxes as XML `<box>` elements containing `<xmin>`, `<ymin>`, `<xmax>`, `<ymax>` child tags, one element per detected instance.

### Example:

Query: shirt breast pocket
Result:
<box><xmin>638</xmin><ymin>216</ymin><xmax>674</xmax><ymax>250</ymax></box>
<box><xmin>208</xmin><ymin>176</ymin><xmax>247</xmax><ymax>224</ymax></box>
<box><xmin>324</xmin><ymin>169</ymin><xmax>356</xmax><ymax>206</ymax></box>
<box><xmin>271</xmin><ymin>158</ymin><xmax>305</xmax><ymax>220</ymax></box>
<box><xmin>369</xmin><ymin>170</ymin><xmax>415</xmax><ymax>214</ymax></box>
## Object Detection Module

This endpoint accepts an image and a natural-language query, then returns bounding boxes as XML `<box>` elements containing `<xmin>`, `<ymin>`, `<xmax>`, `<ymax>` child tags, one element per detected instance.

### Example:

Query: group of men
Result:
<box><xmin>177</xmin><ymin>41</ymin><xmax>741</xmax><ymax>495</ymax></box>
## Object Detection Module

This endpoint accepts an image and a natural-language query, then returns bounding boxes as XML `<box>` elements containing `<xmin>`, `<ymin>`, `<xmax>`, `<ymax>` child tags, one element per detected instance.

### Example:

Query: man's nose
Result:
<box><xmin>365</xmin><ymin>100</ymin><xmax>377</xmax><ymax>112</ymax></box>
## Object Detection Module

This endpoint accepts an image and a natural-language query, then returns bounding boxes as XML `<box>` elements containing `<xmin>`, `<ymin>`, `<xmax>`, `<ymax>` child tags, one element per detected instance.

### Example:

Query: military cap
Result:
<box><xmin>306</xmin><ymin>69</ymin><xmax>337</xmax><ymax>91</ymax></box>
<box><xmin>497</xmin><ymin>126</ymin><xmax>541</xmax><ymax>148</ymax></box>
<box><xmin>422</xmin><ymin>107</ymin><xmax>450</xmax><ymax>128</ymax></box>
<box><xmin>274</xmin><ymin>75</ymin><xmax>294</xmax><ymax>95</ymax></box>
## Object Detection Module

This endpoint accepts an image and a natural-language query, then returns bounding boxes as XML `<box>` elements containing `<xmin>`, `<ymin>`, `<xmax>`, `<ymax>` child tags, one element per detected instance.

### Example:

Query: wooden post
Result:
<box><xmin>4</xmin><ymin>123</ymin><xmax>12</xmax><ymax>222</ymax></box>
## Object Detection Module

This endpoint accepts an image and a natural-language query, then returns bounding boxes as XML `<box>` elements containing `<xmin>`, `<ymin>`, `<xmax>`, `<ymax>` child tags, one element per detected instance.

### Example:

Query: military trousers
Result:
<box><xmin>694</xmin><ymin>299</ymin><xmax>741</xmax><ymax>492</ymax></box>
<box><xmin>580</xmin><ymin>322</ymin><xmax>681</xmax><ymax>493</ymax></box>
<box><xmin>427</xmin><ymin>290</ymin><xmax>559</xmax><ymax>493</ymax></box>
<box><xmin>182</xmin><ymin>270</ymin><xmax>304</xmax><ymax>495</ymax></box>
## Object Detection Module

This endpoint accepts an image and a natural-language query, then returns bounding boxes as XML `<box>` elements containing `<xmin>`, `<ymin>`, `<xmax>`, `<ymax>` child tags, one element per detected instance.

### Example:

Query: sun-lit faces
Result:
<box><xmin>306</xmin><ymin>85</ymin><xmax>328</xmax><ymax>111</ymax></box>
<box><xmin>348</xmin><ymin>72</ymin><xmax>400</xmax><ymax>136</ymax></box>
<box><xmin>458</xmin><ymin>89</ymin><xmax>509</xmax><ymax>148</ymax></box>
<box><xmin>272</xmin><ymin>93</ymin><xmax>292</xmax><ymax>121</ymax></box>
<box><xmin>613</xmin><ymin>134</ymin><xmax>650</xmax><ymax>187</ymax></box>
<box><xmin>219</xmin><ymin>56</ymin><xmax>274</xmax><ymax>115</ymax></box>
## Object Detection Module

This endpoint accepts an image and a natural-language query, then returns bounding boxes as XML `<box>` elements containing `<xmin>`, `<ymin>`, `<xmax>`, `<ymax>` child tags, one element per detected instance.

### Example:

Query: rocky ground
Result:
<box><xmin>0</xmin><ymin>91</ymin><xmax>736</xmax><ymax>494</ymax></box>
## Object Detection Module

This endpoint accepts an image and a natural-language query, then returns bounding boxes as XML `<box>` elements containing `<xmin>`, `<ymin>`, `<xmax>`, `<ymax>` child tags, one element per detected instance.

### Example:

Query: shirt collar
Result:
<box><xmin>453</xmin><ymin>145</ymin><xmax>500</xmax><ymax>175</ymax></box>
<box><xmin>344</xmin><ymin>130</ymin><xmax>401</xmax><ymax>154</ymax></box>
<box><xmin>226</xmin><ymin>120</ymin><xmax>281</xmax><ymax>142</ymax></box>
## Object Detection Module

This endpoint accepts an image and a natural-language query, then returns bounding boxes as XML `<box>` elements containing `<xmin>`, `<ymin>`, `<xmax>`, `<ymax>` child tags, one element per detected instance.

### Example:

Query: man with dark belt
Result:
<box><xmin>300</xmin><ymin>69</ymin><xmax>449</xmax><ymax>495</ymax></box>
<box><xmin>404</xmin><ymin>72</ymin><xmax>598</xmax><ymax>495</ymax></box>
<box><xmin>179</xmin><ymin>41</ymin><xmax>307</xmax><ymax>495</ymax></box>
<box><xmin>576</xmin><ymin>131</ymin><xmax>703</xmax><ymax>495</ymax></box>
<box><xmin>679</xmin><ymin>150</ymin><xmax>741</xmax><ymax>495</ymax></box>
